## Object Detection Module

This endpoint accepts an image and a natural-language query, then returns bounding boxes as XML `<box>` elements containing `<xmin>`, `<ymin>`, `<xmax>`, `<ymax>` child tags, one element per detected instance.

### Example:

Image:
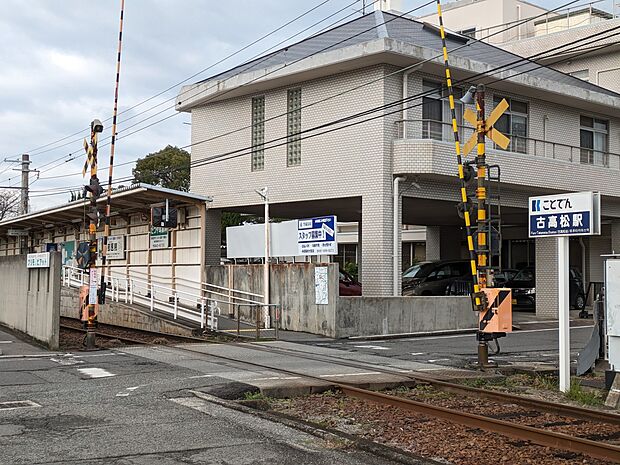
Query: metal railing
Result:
<box><xmin>462</xmin><ymin>1</ymin><xmax>617</xmax><ymax>45</ymax></box>
<box><xmin>395</xmin><ymin>119</ymin><xmax>620</xmax><ymax>170</ymax></box>
<box><xmin>61</xmin><ymin>264</ymin><xmax>246</xmax><ymax>331</ymax></box>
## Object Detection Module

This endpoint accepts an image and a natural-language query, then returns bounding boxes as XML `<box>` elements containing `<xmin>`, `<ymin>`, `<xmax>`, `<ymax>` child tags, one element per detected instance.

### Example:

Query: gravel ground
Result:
<box><xmin>59</xmin><ymin>318</ymin><xmax>209</xmax><ymax>349</ymax></box>
<box><xmin>271</xmin><ymin>386</ymin><xmax>619</xmax><ymax>465</ymax></box>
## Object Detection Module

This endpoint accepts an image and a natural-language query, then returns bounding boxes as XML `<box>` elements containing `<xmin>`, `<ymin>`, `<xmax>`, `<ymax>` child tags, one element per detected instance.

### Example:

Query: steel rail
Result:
<box><xmin>340</xmin><ymin>385</ymin><xmax>620</xmax><ymax>463</ymax></box>
<box><xmin>167</xmin><ymin>344</ymin><xmax>620</xmax><ymax>462</ymax></box>
<box><xmin>239</xmin><ymin>341</ymin><xmax>620</xmax><ymax>426</ymax></box>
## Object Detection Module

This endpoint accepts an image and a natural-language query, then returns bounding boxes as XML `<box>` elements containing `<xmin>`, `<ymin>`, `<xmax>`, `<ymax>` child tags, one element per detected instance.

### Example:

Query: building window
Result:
<box><xmin>421</xmin><ymin>80</ymin><xmax>463</xmax><ymax>142</ymax></box>
<box><xmin>580</xmin><ymin>116</ymin><xmax>609</xmax><ymax>167</ymax></box>
<box><xmin>335</xmin><ymin>243</ymin><xmax>358</xmax><ymax>268</ymax></box>
<box><xmin>287</xmin><ymin>88</ymin><xmax>302</xmax><ymax>166</ymax></box>
<box><xmin>569</xmin><ymin>69</ymin><xmax>589</xmax><ymax>82</ymax></box>
<box><xmin>493</xmin><ymin>96</ymin><xmax>528</xmax><ymax>154</ymax></box>
<box><xmin>251</xmin><ymin>96</ymin><xmax>265</xmax><ymax>171</ymax></box>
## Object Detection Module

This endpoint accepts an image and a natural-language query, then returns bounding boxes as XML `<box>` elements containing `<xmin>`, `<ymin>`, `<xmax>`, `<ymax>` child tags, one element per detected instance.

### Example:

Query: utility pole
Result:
<box><xmin>3</xmin><ymin>154</ymin><xmax>35</xmax><ymax>216</ymax></box>
<box><xmin>82</xmin><ymin>119</ymin><xmax>104</xmax><ymax>350</ymax></box>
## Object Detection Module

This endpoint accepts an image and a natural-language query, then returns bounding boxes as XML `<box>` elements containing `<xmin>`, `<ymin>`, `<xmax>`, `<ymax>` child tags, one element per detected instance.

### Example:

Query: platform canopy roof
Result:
<box><xmin>0</xmin><ymin>183</ymin><xmax>212</xmax><ymax>235</ymax></box>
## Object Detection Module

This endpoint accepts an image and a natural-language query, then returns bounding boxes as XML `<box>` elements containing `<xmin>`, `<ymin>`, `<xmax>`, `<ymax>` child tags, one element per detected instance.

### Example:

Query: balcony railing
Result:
<box><xmin>395</xmin><ymin>119</ymin><xmax>620</xmax><ymax>170</ymax></box>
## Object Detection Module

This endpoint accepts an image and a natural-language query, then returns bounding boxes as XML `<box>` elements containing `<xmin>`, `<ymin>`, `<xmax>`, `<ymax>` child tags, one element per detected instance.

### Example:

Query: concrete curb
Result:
<box><xmin>189</xmin><ymin>390</ymin><xmax>441</xmax><ymax>465</ymax></box>
<box><xmin>346</xmin><ymin>328</ymin><xmax>477</xmax><ymax>341</ymax></box>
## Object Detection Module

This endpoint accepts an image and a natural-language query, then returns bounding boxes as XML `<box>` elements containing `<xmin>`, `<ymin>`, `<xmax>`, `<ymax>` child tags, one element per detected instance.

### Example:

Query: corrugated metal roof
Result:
<box><xmin>198</xmin><ymin>11</ymin><xmax>619</xmax><ymax>98</ymax></box>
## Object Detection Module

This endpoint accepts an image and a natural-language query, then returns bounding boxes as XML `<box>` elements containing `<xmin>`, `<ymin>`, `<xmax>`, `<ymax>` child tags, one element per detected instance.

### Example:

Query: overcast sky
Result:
<box><xmin>0</xmin><ymin>0</ymin><xmax>615</xmax><ymax>211</ymax></box>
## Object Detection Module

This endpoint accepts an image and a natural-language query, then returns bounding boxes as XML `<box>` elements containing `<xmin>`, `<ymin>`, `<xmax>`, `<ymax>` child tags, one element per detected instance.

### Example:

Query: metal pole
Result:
<box><xmin>559</xmin><ymin>236</ymin><xmax>571</xmax><ymax>392</ymax></box>
<box><xmin>100</xmin><ymin>0</ymin><xmax>126</xmax><ymax>302</ymax></box>
<box><xmin>263</xmin><ymin>187</ymin><xmax>270</xmax><ymax>329</ymax></box>
<box><xmin>475</xmin><ymin>84</ymin><xmax>491</xmax><ymax>368</ymax></box>
<box><xmin>85</xmin><ymin>122</ymin><xmax>100</xmax><ymax>351</ymax></box>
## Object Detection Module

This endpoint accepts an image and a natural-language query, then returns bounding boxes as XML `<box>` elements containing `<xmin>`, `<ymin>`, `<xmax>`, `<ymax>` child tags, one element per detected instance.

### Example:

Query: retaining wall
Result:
<box><xmin>205</xmin><ymin>263</ymin><xmax>339</xmax><ymax>336</ymax></box>
<box><xmin>335</xmin><ymin>296</ymin><xmax>477</xmax><ymax>338</ymax></box>
<box><xmin>0</xmin><ymin>253</ymin><xmax>61</xmax><ymax>349</ymax></box>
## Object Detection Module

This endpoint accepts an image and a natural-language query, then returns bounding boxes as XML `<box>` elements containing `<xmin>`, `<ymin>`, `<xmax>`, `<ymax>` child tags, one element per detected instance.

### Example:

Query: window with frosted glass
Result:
<box><xmin>251</xmin><ymin>96</ymin><xmax>265</xmax><ymax>171</ymax></box>
<box><xmin>421</xmin><ymin>80</ymin><xmax>463</xmax><ymax>141</ymax></box>
<box><xmin>287</xmin><ymin>88</ymin><xmax>302</xmax><ymax>166</ymax></box>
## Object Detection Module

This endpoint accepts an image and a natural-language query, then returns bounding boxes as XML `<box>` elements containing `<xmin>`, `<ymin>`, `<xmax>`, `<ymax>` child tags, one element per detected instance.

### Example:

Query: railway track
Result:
<box><xmin>167</xmin><ymin>343</ymin><xmax>620</xmax><ymax>462</ymax></box>
<box><xmin>57</xmin><ymin>322</ymin><xmax>620</xmax><ymax>461</ymax></box>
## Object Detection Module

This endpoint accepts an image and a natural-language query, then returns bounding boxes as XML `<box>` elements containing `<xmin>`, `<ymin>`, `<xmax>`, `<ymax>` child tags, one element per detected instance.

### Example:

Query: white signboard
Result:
<box><xmin>297</xmin><ymin>216</ymin><xmax>337</xmax><ymax>256</ymax></box>
<box><xmin>529</xmin><ymin>191</ymin><xmax>600</xmax><ymax>238</ymax></box>
<box><xmin>8</xmin><ymin>229</ymin><xmax>29</xmax><ymax>237</ymax></box>
<box><xmin>26</xmin><ymin>253</ymin><xmax>50</xmax><ymax>268</ymax></box>
<box><xmin>227</xmin><ymin>216</ymin><xmax>338</xmax><ymax>258</ymax></box>
<box><xmin>150</xmin><ymin>227</ymin><xmax>169</xmax><ymax>249</ymax></box>
<box><xmin>107</xmin><ymin>235</ymin><xmax>125</xmax><ymax>260</ymax></box>
<box><xmin>315</xmin><ymin>267</ymin><xmax>329</xmax><ymax>305</ymax></box>
<box><xmin>89</xmin><ymin>268</ymin><xmax>98</xmax><ymax>305</ymax></box>
<box><xmin>606</xmin><ymin>258</ymin><xmax>620</xmax><ymax>371</ymax></box>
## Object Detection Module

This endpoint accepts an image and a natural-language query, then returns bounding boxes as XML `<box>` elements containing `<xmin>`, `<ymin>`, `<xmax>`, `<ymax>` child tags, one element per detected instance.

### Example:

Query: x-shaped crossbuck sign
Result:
<box><xmin>461</xmin><ymin>98</ymin><xmax>511</xmax><ymax>156</ymax></box>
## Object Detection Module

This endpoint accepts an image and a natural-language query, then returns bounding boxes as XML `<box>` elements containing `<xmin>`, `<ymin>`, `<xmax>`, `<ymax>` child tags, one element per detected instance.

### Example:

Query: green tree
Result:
<box><xmin>133</xmin><ymin>145</ymin><xmax>190</xmax><ymax>191</ymax></box>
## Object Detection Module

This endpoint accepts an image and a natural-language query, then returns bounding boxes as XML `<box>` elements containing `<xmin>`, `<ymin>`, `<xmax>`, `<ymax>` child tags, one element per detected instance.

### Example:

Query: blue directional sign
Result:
<box><xmin>529</xmin><ymin>192</ymin><xmax>600</xmax><ymax>238</ymax></box>
<box><xmin>297</xmin><ymin>215</ymin><xmax>337</xmax><ymax>255</ymax></box>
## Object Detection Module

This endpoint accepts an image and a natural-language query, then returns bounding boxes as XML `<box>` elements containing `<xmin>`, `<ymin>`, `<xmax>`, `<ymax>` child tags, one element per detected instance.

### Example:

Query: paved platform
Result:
<box><xmin>0</xmin><ymin>326</ymin><xmax>50</xmax><ymax>357</ymax></box>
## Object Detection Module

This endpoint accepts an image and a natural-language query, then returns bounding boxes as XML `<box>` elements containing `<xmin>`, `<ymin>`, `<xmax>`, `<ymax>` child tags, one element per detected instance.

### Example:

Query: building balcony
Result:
<box><xmin>393</xmin><ymin>119</ymin><xmax>620</xmax><ymax>197</ymax></box>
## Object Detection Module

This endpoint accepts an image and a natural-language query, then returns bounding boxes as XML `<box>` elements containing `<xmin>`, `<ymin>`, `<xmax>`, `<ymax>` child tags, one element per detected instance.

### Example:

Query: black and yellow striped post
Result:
<box><xmin>100</xmin><ymin>0</ymin><xmax>126</xmax><ymax>304</ymax></box>
<box><xmin>435</xmin><ymin>0</ymin><xmax>484</xmax><ymax>313</ymax></box>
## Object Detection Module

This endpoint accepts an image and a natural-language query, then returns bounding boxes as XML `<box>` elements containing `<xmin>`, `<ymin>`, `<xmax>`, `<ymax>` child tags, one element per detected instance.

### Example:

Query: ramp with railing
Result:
<box><xmin>61</xmin><ymin>265</ymin><xmax>264</xmax><ymax>332</ymax></box>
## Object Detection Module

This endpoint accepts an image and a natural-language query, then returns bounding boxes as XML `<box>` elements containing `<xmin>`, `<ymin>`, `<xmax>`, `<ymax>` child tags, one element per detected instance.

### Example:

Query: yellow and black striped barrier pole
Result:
<box><xmin>475</xmin><ymin>85</ymin><xmax>488</xmax><ymax>289</ymax></box>
<box><xmin>435</xmin><ymin>0</ymin><xmax>483</xmax><ymax>312</ymax></box>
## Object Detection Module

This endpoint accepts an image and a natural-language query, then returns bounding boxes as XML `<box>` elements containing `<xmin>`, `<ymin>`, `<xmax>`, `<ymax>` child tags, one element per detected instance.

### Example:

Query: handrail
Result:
<box><xmin>104</xmin><ymin>267</ymin><xmax>264</xmax><ymax>300</ymax></box>
<box><xmin>395</xmin><ymin>119</ymin><xmax>620</xmax><ymax>169</ymax></box>
<box><xmin>62</xmin><ymin>265</ymin><xmax>218</xmax><ymax>330</ymax></box>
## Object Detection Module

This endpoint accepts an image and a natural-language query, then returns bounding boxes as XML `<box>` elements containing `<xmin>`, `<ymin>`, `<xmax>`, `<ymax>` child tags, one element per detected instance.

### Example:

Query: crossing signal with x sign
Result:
<box><xmin>461</xmin><ymin>98</ymin><xmax>511</xmax><ymax>156</ymax></box>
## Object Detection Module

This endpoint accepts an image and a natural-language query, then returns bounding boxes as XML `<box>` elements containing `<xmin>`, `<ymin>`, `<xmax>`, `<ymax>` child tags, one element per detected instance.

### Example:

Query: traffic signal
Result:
<box><xmin>84</xmin><ymin>176</ymin><xmax>104</xmax><ymax>227</ymax></box>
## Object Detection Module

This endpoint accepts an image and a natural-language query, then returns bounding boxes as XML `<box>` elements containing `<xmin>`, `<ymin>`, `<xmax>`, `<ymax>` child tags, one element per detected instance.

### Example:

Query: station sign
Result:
<box><xmin>149</xmin><ymin>227</ymin><xmax>170</xmax><ymax>249</ymax></box>
<box><xmin>27</xmin><ymin>252</ymin><xmax>50</xmax><ymax>268</ymax></box>
<box><xmin>8</xmin><ymin>229</ymin><xmax>29</xmax><ymax>237</ymax></box>
<box><xmin>528</xmin><ymin>192</ymin><xmax>600</xmax><ymax>238</ymax></box>
<box><xmin>107</xmin><ymin>235</ymin><xmax>125</xmax><ymax>260</ymax></box>
<box><xmin>297</xmin><ymin>216</ymin><xmax>337</xmax><ymax>255</ymax></box>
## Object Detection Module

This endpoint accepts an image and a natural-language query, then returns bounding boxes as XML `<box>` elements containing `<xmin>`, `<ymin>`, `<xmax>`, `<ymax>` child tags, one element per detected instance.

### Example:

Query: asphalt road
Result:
<box><xmin>310</xmin><ymin>323</ymin><xmax>596</xmax><ymax>369</ymax></box>
<box><xmin>0</xmin><ymin>337</ymin><xmax>430</xmax><ymax>465</ymax></box>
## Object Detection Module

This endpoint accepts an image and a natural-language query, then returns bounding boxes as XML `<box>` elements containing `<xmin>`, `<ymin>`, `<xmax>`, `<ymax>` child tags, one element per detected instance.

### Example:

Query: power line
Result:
<box><xmin>20</xmin><ymin>0</ymin><xmax>361</xmax><ymax>162</ymax></box>
<box><xmin>35</xmin><ymin>29</ymin><xmax>620</xmax><ymax>187</ymax></box>
<box><xmin>25</xmin><ymin>0</ymin><xmax>602</xmax><ymax>186</ymax></box>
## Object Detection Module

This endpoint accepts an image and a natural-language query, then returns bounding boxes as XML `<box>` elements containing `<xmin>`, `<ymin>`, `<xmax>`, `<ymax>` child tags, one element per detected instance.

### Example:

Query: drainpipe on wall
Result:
<box><xmin>393</xmin><ymin>176</ymin><xmax>406</xmax><ymax>296</ymax></box>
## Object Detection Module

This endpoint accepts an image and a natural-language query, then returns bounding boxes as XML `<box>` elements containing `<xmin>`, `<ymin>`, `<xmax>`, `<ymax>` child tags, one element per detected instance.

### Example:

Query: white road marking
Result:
<box><xmin>188</xmin><ymin>374</ymin><xmax>216</xmax><ymax>379</ymax></box>
<box><xmin>410</xmin><ymin>352</ymin><xmax>425</xmax><ymax>356</ymax></box>
<box><xmin>353</xmin><ymin>345</ymin><xmax>390</xmax><ymax>350</ymax></box>
<box><xmin>318</xmin><ymin>372</ymin><xmax>381</xmax><ymax>378</ymax></box>
<box><xmin>0</xmin><ymin>341</ymin><xmax>13</xmax><ymax>344</ymax></box>
<box><xmin>116</xmin><ymin>385</ymin><xmax>144</xmax><ymax>397</ymax></box>
<box><xmin>0</xmin><ymin>400</ymin><xmax>41</xmax><ymax>411</ymax></box>
<box><xmin>51</xmin><ymin>357</ymin><xmax>84</xmax><ymax>366</ymax></box>
<box><xmin>428</xmin><ymin>359</ymin><xmax>450</xmax><ymax>363</ymax></box>
<box><xmin>402</xmin><ymin>325</ymin><xmax>593</xmax><ymax>342</ymax></box>
<box><xmin>78</xmin><ymin>368</ymin><xmax>116</xmax><ymax>379</ymax></box>
<box><xmin>252</xmin><ymin>376</ymin><xmax>302</xmax><ymax>381</ymax></box>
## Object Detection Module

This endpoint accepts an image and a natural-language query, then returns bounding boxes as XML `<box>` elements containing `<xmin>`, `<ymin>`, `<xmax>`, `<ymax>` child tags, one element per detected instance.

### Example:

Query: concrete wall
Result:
<box><xmin>0</xmin><ymin>253</ymin><xmax>61</xmax><ymax>349</ymax></box>
<box><xmin>205</xmin><ymin>263</ymin><xmax>339</xmax><ymax>336</ymax></box>
<box><xmin>60</xmin><ymin>286</ymin><xmax>199</xmax><ymax>338</ymax></box>
<box><xmin>335</xmin><ymin>296</ymin><xmax>477</xmax><ymax>338</ymax></box>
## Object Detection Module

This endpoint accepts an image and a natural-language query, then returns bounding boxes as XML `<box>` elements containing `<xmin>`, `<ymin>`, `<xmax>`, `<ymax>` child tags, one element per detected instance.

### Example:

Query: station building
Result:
<box><xmin>177</xmin><ymin>4</ymin><xmax>620</xmax><ymax>318</ymax></box>
<box><xmin>0</xmin><ymin>184</ymin><xmax>212</xmax><ymax>298</ymax></box>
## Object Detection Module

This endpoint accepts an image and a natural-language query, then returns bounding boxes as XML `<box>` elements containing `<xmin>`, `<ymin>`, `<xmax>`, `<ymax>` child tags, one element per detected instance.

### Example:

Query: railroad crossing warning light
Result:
<box><xmin>461</xmin><ymin>97</ymin><xmax>511</xmax><ymax>156</ymax></box>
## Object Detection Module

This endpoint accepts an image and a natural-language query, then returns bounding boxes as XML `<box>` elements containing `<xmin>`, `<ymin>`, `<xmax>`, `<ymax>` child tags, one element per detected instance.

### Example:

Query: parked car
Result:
<box><xmin>493</xmin><ymin>268</ymin><xmax>519</xmax><ymax>287</ymax></box>
<box><xmin>402</xmin><ymin>260</ymin><xmax>470</xmax><ymax>296</ymax></box>
<box><xmin>505</xmin><ymin>266</ymin><xmax>586</xmax><ymax>311</ymax></box>
<box><xmin>339</xmin><ymin>269</ymin><xmax>362</xmax><ymax>296</ymax></box>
